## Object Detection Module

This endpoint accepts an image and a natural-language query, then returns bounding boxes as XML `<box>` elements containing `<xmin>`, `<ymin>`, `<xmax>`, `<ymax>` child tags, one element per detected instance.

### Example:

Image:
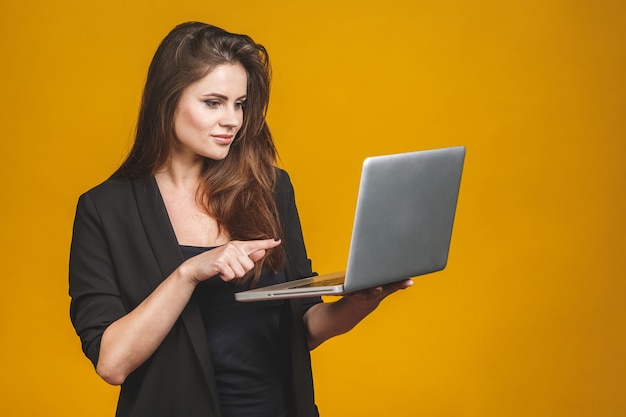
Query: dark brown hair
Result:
<box><xmin>113</xmin><ymin>22</ymin><xmax>283</xmax><ymax>280</ymax></box>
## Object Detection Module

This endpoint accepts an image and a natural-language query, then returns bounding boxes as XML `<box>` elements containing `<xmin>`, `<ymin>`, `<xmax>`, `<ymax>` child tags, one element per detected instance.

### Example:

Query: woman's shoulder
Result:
<box><xmin>79</xmin><ymin>176</ymin><xmax>156</xmax><ymax>206</ymax></box>
<box><xmin>81</xmin><ymin>176</ymin><xmax>134</xmax><ymax>198</ymax></box>
<box><xmin>273</xmin><ymin>167</ymin><xmax>293</xmax><ymax>193</ymax></box>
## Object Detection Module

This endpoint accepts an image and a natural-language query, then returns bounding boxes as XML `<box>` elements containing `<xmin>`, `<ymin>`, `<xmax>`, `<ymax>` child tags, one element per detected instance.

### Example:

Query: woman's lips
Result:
<box><xmin>212</xmin><ymin>134</ymin><xmax>234</xmax><ymax>145</ymax></box>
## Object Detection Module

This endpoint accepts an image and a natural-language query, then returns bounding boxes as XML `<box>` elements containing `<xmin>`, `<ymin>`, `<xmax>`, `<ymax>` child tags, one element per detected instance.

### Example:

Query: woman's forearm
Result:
<box><xmin>96</xmin><ymin>266</ymin><xmax>197</xmax><ymax>385</ymax></box>
<box><xmin>303</xmin><ymin>280</ymin><xmax>413</xmax><ymax>350</ymax></box>
<box><xmin>94</xmin><ymin>239</ymin><xmax>279</xmax><ymax>385</ymax></box>
<box><xmin>303</xmin><ymin>296</ymin><xmax>379</xmax><ymax>350</ymax></box>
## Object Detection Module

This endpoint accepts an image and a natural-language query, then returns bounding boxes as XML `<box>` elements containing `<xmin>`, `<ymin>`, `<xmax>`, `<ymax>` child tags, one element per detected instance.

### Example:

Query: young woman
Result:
<box><xmin>69</xmin><ymin>21</ymin><xmax>411</xmax><ymax>417</ymax></box>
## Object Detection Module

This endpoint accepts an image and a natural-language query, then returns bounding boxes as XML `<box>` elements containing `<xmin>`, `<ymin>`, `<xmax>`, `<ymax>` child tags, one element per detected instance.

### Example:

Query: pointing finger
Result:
<box><xmin>241</xmin><ymin>238</ymin><xmax>282</xmax><ymax>255</ymax></box>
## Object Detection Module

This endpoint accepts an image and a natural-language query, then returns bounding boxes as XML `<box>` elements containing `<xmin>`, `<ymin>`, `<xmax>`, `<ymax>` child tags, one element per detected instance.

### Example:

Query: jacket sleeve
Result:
<box><xmin>68</xmin><ymin>192</ymin><xmax>127</xmax><ymax>368</ymax></box>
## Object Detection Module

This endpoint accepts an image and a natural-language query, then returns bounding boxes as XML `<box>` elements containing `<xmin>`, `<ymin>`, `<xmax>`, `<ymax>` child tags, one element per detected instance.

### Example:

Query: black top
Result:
<box><xmin>181</xmin><ymin>245</ymin><xmax>293</xmax><ymax>417</ymax></box>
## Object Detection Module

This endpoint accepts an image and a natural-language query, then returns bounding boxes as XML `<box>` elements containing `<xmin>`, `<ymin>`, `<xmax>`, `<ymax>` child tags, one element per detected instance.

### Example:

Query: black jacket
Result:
<box><xmin>69</xmin><ymin>169</ymin><xmax>320</xmax><ymax>417</ymax></box>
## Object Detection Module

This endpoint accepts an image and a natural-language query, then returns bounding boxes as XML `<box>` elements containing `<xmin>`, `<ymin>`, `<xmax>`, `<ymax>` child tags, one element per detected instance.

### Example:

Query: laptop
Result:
<box><xmin>235</xmin><ymin>146</ymin><xmax>466</xmax><ymax>302</ymax></box>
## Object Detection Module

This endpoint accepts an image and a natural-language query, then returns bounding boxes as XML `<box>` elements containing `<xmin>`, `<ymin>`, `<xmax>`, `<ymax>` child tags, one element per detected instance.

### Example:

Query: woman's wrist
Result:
<box><xmin>175</xmin><ymin>261</ymin><xmax>202</xmax><ymax>287</ymax></box>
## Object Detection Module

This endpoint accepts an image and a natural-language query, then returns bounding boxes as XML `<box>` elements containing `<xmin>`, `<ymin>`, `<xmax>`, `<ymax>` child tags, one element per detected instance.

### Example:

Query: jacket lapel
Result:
<box><xmin>131</xmin><ymin>177</ymin><xmax>220</xmax><ymax>403</ymax></box>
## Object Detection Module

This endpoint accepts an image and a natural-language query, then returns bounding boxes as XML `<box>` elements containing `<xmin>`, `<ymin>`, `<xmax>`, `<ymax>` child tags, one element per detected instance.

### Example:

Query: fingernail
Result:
<box><xmin>274</xmin><ymin>237</ymin><xmax>281</xmax><ymax>242</ymax></box>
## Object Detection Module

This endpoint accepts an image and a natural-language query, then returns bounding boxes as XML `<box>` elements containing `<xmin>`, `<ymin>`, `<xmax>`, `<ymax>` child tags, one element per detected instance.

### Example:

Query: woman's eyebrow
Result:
<box><xmin>200</xmin><ymin>93</ymin><xmax>247</xmax><ymax>101</ymax></box>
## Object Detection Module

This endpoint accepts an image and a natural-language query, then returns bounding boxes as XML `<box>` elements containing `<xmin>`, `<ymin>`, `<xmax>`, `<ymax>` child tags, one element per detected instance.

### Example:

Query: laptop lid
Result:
<box><xmin>342</xmin><ymin>145</ymin><xmax>465</xmax><ymax>292</ymax></box>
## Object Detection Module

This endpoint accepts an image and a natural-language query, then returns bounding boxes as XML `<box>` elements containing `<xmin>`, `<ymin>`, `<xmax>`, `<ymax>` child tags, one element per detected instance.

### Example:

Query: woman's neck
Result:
<box><xmin>155</xmin><ymin>157</ymin><xmax>203</xmax><ymax>191</ymax></box>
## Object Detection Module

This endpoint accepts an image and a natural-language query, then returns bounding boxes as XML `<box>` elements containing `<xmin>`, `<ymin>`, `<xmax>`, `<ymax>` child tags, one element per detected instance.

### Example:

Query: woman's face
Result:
<box><xmin>173</xmin><ymin>63</ymin><xmax>247</xmax><ymax>163</ymax></box>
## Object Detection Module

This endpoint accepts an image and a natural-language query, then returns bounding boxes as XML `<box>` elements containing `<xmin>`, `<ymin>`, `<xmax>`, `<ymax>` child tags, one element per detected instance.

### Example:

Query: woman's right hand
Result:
<box><xmin>181</xmin><ymin>238</ymin><xmax>282</xmax><ymax>284</ymax></box>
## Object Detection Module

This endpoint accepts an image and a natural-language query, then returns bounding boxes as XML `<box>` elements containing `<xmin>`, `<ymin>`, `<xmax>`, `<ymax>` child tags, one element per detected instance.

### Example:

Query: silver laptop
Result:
<box><xmin>235</xmin><ymin>146</ymin><xmax>465</xmax><ymax>302</ymax></box>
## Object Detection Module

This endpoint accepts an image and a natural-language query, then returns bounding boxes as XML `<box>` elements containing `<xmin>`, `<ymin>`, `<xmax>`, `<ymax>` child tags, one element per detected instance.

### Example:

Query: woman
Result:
<box><xmin>69</xmin><ymin>22</ymin><xmax>411</xmax><ymax>417</ymax></box>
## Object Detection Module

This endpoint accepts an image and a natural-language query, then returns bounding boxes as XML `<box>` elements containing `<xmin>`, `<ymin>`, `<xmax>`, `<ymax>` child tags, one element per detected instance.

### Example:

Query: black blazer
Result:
<box><xmin>69</xmin><ymin>169</ymin><xmax>320</xmax><ymax>417</ymax></box>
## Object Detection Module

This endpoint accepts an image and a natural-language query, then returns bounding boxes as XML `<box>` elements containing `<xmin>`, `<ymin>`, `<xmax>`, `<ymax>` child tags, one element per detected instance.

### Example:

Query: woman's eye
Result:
<box><xmin>236</xmin><ymin>101</ymin><xmax>246</xmax><ymax>109</ymax></box>
<box><xmin>204</xmin><ymin>100</ymin><xmax>220</xmax><ymax>108</ymax></box>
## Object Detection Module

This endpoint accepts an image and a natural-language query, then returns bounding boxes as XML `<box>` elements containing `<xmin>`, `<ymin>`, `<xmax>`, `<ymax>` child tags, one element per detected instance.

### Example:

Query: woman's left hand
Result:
<box><xmin>342</xmin><ymin>278</ymin><xmax>414</xmax><ymax>308</ymax></box>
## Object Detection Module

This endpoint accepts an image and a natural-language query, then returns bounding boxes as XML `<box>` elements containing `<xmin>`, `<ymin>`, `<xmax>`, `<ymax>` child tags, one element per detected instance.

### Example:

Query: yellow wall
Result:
<box><xmin>1</xmin><ymin>1</ymin><xmax>625</xmax><ymax>416</ymax></box>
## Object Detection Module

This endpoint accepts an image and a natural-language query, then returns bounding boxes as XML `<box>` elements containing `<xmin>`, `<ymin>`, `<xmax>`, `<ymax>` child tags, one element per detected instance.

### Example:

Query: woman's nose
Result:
<box><xmin>220</xmin><ymin>105</ymin><xmax>242</xmax><ymax>127</ymax></box>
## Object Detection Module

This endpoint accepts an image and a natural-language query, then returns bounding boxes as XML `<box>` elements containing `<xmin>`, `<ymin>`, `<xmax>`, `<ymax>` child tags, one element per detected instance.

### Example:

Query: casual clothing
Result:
<box><xmin>69</xmin><ymin>169</ymin><xmax>321</xmax><ymax>417</ymax></box>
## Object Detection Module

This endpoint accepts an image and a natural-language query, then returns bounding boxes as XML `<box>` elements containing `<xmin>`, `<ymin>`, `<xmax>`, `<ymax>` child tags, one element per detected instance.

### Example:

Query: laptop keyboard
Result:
<box><xmin>292</xmin><ymin>276</ymin><xmax>345</xmax><ymax>289</ymax></box>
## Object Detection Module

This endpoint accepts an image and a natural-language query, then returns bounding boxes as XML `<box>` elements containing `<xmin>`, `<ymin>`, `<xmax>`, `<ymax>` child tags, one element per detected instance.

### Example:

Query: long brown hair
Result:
<box><xmin>113</xmin><ymin>22</ymin><xmax>283</xmax><ymax>279</ymax></box>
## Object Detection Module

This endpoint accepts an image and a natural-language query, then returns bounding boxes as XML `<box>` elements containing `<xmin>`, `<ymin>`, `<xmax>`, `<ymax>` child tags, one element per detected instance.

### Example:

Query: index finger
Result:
<box><xmin>240</xmin><ymin>238</ymin><xmax>282</xmax><ymax>255</ymax></box>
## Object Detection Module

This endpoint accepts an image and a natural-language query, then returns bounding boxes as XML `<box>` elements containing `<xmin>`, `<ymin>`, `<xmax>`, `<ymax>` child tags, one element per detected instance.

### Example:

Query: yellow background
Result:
<box><xmin>1</xmin><ymin>0</ymin><xmax>625</xmax><ymax>416</ymax></box>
